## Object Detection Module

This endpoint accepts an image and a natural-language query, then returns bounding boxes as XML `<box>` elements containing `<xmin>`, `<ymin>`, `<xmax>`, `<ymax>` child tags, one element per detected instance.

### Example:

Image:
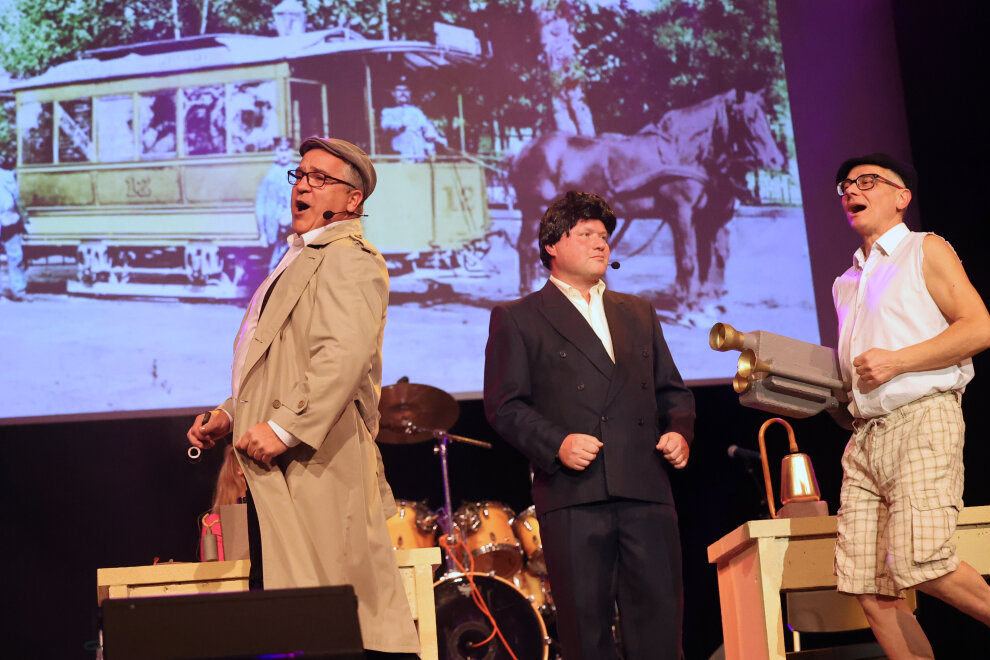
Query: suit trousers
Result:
<box><xmin>539</xmin><ymin>499</ymin><xmax>683</xmax><ymax>660</ymax></box>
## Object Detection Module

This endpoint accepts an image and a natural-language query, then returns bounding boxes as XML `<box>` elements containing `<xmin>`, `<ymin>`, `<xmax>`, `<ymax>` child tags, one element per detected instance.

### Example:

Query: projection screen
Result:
<box><xmin>0</xmin><ymin>0</ymin><xmax>824</xmax><ymax>422</ymax></box>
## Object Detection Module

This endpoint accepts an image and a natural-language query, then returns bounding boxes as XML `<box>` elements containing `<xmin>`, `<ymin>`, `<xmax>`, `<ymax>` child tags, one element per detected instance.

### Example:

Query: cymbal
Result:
<box><xmin>377</xmin><ymin>382</ymin><xmax>460</xmax><ymax>444</ymax></box>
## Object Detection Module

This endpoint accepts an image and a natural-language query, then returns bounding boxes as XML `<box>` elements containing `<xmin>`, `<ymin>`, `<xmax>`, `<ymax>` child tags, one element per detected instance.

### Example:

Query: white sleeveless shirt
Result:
<box><xmin>832</xmin><ymin>223</ymin><xmax>973</xmax><ymax>418</ymax></box>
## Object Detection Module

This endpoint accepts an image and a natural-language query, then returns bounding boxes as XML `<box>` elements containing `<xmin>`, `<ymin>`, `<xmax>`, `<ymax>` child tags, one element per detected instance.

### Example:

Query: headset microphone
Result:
<box><xmin>610</xmin><ymin>261</ymin><xmax>621</xmax><ymax>269</ymax></box>
<box><xmin>322</xmin><ymin>210</ymin><xmax>368</xmax><ymax>221</ymax></box>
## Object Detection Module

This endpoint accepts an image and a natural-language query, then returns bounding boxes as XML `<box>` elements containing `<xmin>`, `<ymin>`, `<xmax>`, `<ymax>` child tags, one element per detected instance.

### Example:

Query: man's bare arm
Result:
<box><xmin>854</xmin><ymin>235</ymin><xmax>990</xmax><ymax>387</ymax></box>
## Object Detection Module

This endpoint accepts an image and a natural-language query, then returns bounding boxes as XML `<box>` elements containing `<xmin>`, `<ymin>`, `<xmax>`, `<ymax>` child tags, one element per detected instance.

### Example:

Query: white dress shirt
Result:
<box><xmin>229</xmin><ymin>224</ymin><xmax>334</xmax><ymax>447</ymax></box>
<box><xmin>549</xmin><ymin>276</ymin><xmax>615</xmax><ymax>362</ymax></box>
<box><xmin>833</xmin><ymin>222</ymin><xmax>973</xmax><ymax>418</ymax></box>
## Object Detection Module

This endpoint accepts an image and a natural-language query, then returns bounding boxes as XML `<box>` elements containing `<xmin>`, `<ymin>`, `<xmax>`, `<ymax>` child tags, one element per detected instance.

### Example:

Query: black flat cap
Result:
<box><xmin>299</xmin><ymin>136</ymin><xmax>377</xmax><ymax>200</ymax></box>
<box><xmin>836</xmin><ymin>152</ymin><xmax>917</xmax><ymax>192</ymax></box>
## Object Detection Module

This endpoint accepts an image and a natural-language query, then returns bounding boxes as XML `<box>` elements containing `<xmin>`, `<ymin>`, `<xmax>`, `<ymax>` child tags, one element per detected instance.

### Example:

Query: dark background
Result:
<box><xmin>2</xmin><ymin>2</ymin><xmax>989</xmax><ymax>658</ymax></box>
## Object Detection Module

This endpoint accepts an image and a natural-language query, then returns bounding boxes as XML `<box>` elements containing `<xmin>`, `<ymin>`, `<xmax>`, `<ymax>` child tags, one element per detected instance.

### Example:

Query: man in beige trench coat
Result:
<box><xmin>188</xmin><ymin>136</ymin><xmax>420</xmax><ymax>658</ymax></box>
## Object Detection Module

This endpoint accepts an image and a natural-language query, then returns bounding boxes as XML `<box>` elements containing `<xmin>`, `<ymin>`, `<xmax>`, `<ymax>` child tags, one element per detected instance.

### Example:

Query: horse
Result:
<box><xmin>509</xmin><ymin>89</ymin><xmax>786</xmax><ymax>311</ymax></box>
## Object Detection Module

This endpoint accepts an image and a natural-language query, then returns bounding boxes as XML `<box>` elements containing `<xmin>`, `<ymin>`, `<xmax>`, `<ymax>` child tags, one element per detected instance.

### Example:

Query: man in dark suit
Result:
<box><xmin>483</xmin><ymin>190</ymin><xmax>695</xmax><ymax>660</ymax></box>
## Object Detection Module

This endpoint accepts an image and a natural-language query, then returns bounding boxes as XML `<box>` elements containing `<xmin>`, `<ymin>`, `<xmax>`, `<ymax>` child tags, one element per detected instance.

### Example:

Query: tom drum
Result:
<box><xmin>512</xmin><ymin>506</ymin><xmax>546</xmax><ymax>576</ymax></box>
<box><xmin>386</xmin><ymin>499</ymin><xmax>437</xmax><ymax>550</ymax></box>
<box><xmin>454</xmin><ymin>501</ymin><xmax>524</xmax><ymax>578</ymax></box>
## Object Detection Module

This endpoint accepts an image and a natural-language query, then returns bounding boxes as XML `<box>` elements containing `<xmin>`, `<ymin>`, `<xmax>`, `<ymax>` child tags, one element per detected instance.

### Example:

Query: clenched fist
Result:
<box><xmin>557</xmin><ymin>433</ymin><xmax>603</xmax><ymax>470</ymax></box>
<box><xmin>234</xmin><ymin>422</ymin><xmax>288</xmax><ymax>466</ymax></box>
<box><xmin>656</xmin><ymin>432</ymin><xmax>689</xmax><ymax>469</ymax></box>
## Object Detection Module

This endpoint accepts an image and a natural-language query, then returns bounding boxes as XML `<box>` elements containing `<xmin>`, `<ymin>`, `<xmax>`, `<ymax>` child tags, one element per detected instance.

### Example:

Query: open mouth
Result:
<box><xmin>848</xmin><ymin>203</ymin><xmax>867</xmax><ymax>214</ymax></box>
<box><xmin>295</xmin><ymin>200</ymin><xmax>310</xmax><ymax>212</ymax></box>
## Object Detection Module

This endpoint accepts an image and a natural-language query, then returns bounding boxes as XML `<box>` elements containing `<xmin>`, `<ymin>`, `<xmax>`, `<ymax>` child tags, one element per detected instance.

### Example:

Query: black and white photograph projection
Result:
<box><xmin>0</xmin><ymin>0</ymin><xmax>816</xmax><ymax>421</ymax></box>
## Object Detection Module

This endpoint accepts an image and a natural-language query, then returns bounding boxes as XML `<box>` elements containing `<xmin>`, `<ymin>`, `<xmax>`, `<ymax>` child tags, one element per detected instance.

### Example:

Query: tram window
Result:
<box><xmin>140</xmin><ymin>90</ymin><xmax>177</xmax><ymax>159</ymax></box>
<box><xmin>183</xmin><ymin>85</ymin><xmax>225</xmax><ymax>156</ymax></box>
<box><xmin>230</xmin><ymin>81</ymin><xmax>277</xmax><ymax>153</ymax></box>
<box><xmin>97</xmin><ymin>95</ymin><xmax>134</xmax><ymax>162</ymax></box>
<box><xmin>58</xmin><ymin>98</ymin><xmax>93</xmax><ymax>162</ymax></box>
<box><xmin>290</xmin><ymin>81</ymin><xmax>325</xmax><ymax>144</ymax></box>
<box><xmin>18</xmin><ymin>101</ymin><xmax>53</xmax><ymax>164</ymax></box>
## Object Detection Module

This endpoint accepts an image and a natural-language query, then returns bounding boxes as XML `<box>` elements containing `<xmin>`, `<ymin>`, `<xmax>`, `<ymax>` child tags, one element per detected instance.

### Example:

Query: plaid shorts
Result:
<box><xmin>834</xmin><ymin>391</ymin><xmax>965</xmax><ymax>598</ymax></box>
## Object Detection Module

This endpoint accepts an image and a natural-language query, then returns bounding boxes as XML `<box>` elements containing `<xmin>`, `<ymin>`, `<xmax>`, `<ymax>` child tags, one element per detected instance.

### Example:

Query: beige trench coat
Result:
<box><xmin>219</xmin><ymin>218</ymin><xmax>419</xmax><ymax>654</ymax></box>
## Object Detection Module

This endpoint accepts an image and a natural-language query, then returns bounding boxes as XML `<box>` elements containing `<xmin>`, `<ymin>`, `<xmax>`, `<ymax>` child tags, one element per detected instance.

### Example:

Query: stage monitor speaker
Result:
<box><xmin>101</xmin><ymin>585</ymin><xmax>364</xmax><ymax>659</ymax></box>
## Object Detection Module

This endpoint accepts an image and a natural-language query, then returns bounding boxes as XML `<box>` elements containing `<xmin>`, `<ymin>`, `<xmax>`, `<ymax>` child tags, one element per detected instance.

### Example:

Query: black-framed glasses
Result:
<box><xmin>836</xmin><ymin>173</ymin><xmax>905</xmax><ymax>196</ymax></box>
<box><xmin>287</xmin><ymin>169</ymin><xmax>357</xmax><ymax>190</ymax></box>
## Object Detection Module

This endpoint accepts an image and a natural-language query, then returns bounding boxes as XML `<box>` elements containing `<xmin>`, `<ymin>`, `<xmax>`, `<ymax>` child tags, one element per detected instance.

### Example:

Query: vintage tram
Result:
<box><xmin>4</xmin><ymin>23</ymin><xmax>490</xmax><ymax>297</ymax></box>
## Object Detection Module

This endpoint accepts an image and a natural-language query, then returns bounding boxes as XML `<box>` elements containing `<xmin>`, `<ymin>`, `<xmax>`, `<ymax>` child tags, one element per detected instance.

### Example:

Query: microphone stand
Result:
<box><xmin>435</xmin><ymin>433</ymin><xmax>461</xmax><ymax>574</ymax></box>
<box><xmin>742</xmin><ymin>460</ymin><xmax>771</xmax><ymax>519</ymax></box>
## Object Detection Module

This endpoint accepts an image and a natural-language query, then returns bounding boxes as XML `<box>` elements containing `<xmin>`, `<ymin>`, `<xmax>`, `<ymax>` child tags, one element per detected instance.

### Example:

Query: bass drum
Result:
<box><xmin>434</xmin><ymin>572</ymin><xmax>549</xmax><ymax>660</ymax></box>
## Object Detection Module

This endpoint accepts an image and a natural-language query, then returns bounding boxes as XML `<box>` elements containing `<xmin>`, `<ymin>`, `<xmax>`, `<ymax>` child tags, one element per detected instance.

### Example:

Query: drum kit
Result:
<box><xmin>378</xmin><ymin>382</ymin><xmax>556</xmax><ymax>660</ymax></box>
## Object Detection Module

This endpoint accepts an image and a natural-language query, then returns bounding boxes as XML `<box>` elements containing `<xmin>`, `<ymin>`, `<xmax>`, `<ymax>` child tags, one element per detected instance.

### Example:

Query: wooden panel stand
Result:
<box><xmin>707</xmin><ymin>505</ymin><xmax>990</xmax><ymax>660</ymax></box>
<box><xmin>96</xmin><ymin>560</ymin><xmax>251</xmax><ymax>605</ymax></box>
<box><xmin>395</xmin><ymin>547</ymin><xmax>442</xmax><ymax>660</ymax></box>
<box><xmin>97</xmin><ymin>547</ymin><xmax>443</xmax><ymax>660</ymax></box>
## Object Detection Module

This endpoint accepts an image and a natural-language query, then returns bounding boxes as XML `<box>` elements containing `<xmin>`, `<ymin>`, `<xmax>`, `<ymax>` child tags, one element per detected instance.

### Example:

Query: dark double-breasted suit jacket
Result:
<box><xmin>483</xmin><ymin>282</ymin><xmax>696</xmax><ymax>514</ymax></box>
<box><xmin>485</xmin><ymin>280</ymin><xmax>695</xmax><ymax>659</ymax></box>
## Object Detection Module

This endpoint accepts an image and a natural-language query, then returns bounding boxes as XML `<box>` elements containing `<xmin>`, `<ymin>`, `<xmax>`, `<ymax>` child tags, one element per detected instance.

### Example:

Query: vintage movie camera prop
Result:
<box><xmin>709</xmin><ymin>322</ymin><xmax>853</xmax><ymax>429</ymax></box>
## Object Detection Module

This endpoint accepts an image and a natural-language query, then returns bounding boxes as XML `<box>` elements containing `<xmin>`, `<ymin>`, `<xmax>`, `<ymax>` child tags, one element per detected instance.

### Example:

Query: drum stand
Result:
<box><xmin>390</xmin><ymin>419</ymin><xmax>492</xmax><ymax>574</ymax></box>
<box><xmin>377</xmin><ymin>383</ymin><xmax>552</xmax><ymax>659</ymax></box>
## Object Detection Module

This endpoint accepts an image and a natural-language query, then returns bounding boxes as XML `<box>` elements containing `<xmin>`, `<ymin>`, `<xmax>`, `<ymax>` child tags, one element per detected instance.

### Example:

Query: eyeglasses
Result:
<box><xmin>287</xmin><ymin>169</ymin><xmax>357</xmax><ymax>190</ymax></box>
<box><xmin>836</xmin><ymin>173</ymin><xmax>905</xmax><ymax>196</ymax></box>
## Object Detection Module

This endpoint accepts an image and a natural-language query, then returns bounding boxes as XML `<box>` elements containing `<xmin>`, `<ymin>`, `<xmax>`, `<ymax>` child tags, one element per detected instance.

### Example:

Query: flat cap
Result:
<box><xmin>836</xmin><ymin>152</ymin><xmax>917</xmax><ymax>192</ymax></box>
<box><xmin>299</xmin><ymin>136</ymin><xmax>377</xmax><ymax>201</ymax></box>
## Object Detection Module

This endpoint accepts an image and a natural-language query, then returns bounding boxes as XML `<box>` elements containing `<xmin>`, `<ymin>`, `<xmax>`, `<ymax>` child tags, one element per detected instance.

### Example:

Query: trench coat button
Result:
<box><xmin>297</xmin><ymin>400</ymin><xmax>305</xmax><ymax>408</ymax></box>
<box><xmin>272</xmin><ymin>399</ymin><xmax>281</xmax><ymax>409</ymax></box>
<box><xmin>577</xmin><ymin>383</ymin><xmax>585</xmax><ymax>391</ymax></box>
<box><xmin>559</xmin><ymin>350</ymin><xmax>567</xmax><ymax>358</ymax></box>
<box><xmin>642</xmin><ymin>349</ymin><xmax>650</xmax><ymax>357</ymax></box>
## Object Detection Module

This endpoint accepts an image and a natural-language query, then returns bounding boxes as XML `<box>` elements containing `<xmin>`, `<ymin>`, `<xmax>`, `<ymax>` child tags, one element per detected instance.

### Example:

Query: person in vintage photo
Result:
<box><xmin>380</xmin><ymin>81</ymin><xmax>447</xmax><ymax>161</ymax></box>
<box><xmin>0</xmin><ymin>164</ymin><xmax>27</xmax><ymax>302</ymax></box>
<box><xmin>254</xmin><ymin>137</ymin><xmax>296</xmax><ymax>270</ymax></box>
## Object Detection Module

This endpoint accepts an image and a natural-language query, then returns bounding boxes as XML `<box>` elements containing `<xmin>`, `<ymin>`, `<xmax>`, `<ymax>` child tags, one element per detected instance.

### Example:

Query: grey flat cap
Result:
<box><xmin>299</xmin><ymin>136</ymin><xmax>377</xmax><ymax>200</ymax></box>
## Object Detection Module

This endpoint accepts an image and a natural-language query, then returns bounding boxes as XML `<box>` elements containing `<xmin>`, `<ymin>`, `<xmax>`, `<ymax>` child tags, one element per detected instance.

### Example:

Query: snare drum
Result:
<box><xmin>434</xmin><ymin>572</ymin><xmax>549</xmax><ymax>660</ymax></box>
<box><xmin>512</xmin><ymin>506</ymin><xmax>546</xmax><ymax>575</ymax></box>
<box><xmin>386</xmin><ymin>500</ymin><xmax>436</xmax><ymax>550</ymax></box>
<box><xmin>455</xmin><ymin>501</ymin><xmax>524</xmax><ymax>578</ymax></box>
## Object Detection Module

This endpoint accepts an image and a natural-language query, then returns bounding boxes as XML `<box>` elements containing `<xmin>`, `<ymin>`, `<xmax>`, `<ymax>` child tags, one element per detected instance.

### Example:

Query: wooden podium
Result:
<box><xmin>707</xmin><ymin>505</ymin><xmax>990</xmax><ymax>660</ymax></box>
<box><xmin>395</xmin><ymin>547</ymin><xmax>442</xmax><ymax>660</ymax></box>
<box><xmin>98</xmin><ymin>547</ymin><xmax>442</xmax><ymax>660</ymax></box>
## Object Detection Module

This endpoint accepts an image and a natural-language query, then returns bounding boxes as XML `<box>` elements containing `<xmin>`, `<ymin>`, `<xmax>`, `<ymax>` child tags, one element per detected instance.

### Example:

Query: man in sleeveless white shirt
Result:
<box><xmin>832</xmin><ymin>153</ymin><xmax>990</xmax><ymax>658</ymax></box>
